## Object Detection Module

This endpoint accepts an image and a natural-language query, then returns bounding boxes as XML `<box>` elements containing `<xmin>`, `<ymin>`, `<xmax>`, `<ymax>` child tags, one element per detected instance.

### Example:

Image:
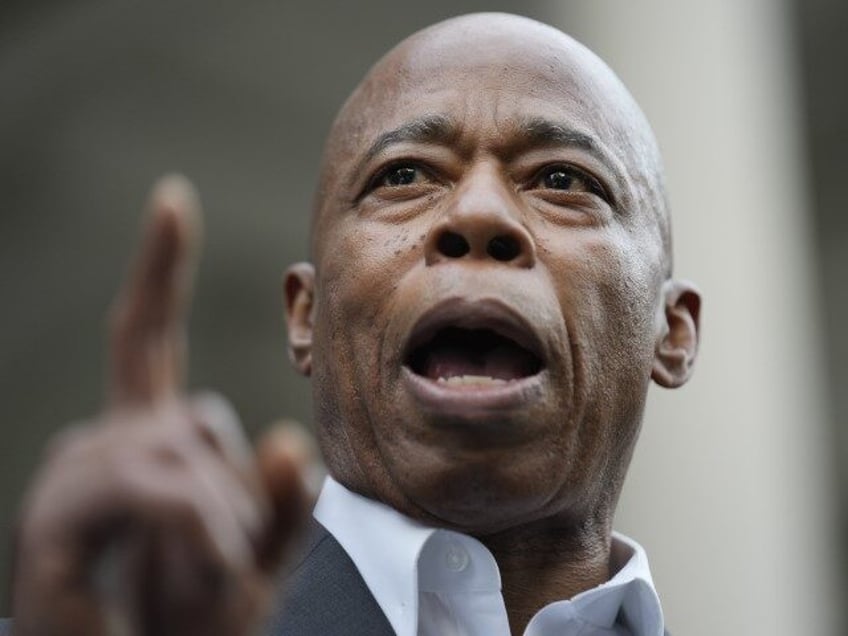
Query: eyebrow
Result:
<box><xmin>361</xmin><ymin>114</ymin><xmax>459</xmax><ymax>163</ymax></box>
<box><xmin>513</xmin><ymin>116</ymin><xmax>598</xmax><ymax>154</ymax></box>
<box><xmin>361</xmin><ymin>114</ymin><xmax>597</xmax><ymax>161</ymax></box>
<box><xmin>349</xmin><ymin>114</ymin><xmax>612</xmax><ymax>192</ymax></box>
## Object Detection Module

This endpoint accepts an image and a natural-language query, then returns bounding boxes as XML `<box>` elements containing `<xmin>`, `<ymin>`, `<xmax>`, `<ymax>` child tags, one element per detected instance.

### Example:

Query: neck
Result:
<box><xmin>479</xmin><ymin>514</ymin><xmax>612</xmax><ymax>635</ymax></box>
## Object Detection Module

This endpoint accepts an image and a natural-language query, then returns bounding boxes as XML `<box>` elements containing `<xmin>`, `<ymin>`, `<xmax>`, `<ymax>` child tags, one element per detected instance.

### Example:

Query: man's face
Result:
<box><xmin>288</xmin><ymin>15</ymin><xmax>691</xmax><ymax>534</ymax></box>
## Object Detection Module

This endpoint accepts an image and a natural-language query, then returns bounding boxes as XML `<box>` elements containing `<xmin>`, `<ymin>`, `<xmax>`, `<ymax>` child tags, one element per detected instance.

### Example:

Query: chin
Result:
<box><xmin>379</xmin><ymin>435</ymin><xmax>566</xmax><ymax>533</ymax></box>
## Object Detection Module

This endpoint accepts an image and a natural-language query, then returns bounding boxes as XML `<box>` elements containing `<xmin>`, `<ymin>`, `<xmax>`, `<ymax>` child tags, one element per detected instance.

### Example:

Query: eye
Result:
<box><xmin>377</xmin><ymin>163</ymin><xmax>430</xmax><ymax>188</ymax></box>
<box><xmin>532</xmin><ymin>165</ymin><xmax>606</xmax><ymax>198</ymax></box>
<box><xmin>356</xmin><ymin>160</ymin><xmax>442</xmax><ymax>205</ymax></box>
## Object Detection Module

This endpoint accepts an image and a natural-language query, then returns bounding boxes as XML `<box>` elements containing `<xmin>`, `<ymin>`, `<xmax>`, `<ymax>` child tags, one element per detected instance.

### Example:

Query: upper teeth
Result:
<box><xmin>436</xmin><ymin>375</ymin><xmax>507</xmax><ymax>386</ymax></box>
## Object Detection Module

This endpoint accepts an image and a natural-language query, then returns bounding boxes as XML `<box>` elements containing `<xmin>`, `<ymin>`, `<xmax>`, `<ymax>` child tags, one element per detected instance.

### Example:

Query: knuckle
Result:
<box><xmin>189</xmin><ymin>392</ymin><xmax>251</xmax><ymax>464</ymax></box>
<box><xmin>191</xmin><ymin>391</ymin><xmax>242</xmax><ymax>433</ymax></box>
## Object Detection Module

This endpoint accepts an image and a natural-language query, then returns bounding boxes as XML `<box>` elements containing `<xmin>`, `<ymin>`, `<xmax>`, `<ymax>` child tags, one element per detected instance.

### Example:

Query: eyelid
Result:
<box><xmin>358</xmin><ymin>159</ymin><xmax>438</xmax><ymax>201</ymax></box>
<box><xmin>528</xmin><ymin>163</ymin><xmax>609</xmax><ymax>201</ymax></box>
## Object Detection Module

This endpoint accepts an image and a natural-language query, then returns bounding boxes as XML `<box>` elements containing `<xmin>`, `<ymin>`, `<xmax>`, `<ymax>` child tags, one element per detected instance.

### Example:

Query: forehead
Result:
<box><xmin>346</xmin><ymin>21</ymin><xmax>639</xmax><ymax>155</ymax></box>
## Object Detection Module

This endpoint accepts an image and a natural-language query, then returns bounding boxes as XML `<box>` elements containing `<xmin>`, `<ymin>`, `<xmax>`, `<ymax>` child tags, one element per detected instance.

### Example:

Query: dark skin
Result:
<box><xmin>11</xmin><ymin>13</ymin><xmax>700</xmax><ymax>636</ymax></box>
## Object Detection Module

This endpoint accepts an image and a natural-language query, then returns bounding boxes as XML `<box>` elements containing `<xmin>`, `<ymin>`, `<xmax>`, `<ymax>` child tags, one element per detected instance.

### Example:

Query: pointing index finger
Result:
<box><xmin>108</xmin><ymin>175</ymin><xmax>202</xmax><ymax>409</ymax></box>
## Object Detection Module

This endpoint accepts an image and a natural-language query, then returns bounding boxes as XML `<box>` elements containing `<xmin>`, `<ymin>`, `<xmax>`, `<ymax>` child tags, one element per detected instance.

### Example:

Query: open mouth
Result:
<box><xmin>407</xmin><ymin>326</ymin><xmax>542</xmax><ymax>386</ymax></box>
<box><xmin>402</xmin><ymin>300</ymin><xmax>545</xmax><ymax>390</ymax></box>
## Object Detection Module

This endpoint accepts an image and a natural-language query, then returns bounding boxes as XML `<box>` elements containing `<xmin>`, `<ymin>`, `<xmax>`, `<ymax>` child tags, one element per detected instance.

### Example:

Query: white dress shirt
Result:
<box><xmin>314</xmin><ymin>476</ymin><xmax>664</xmax><ymax>636</ymax></box>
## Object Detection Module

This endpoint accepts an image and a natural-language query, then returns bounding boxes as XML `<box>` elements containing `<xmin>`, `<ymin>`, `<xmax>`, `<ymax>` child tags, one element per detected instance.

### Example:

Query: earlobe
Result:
<box><xmin>283</xmin><ymin>262</ymin><xmax>316</xmax><ymax>377</ymax></box>
<box><xmin>651</xmin><ymin>280</ymin><xmax>701</xmax><ymax>389</ymax></box>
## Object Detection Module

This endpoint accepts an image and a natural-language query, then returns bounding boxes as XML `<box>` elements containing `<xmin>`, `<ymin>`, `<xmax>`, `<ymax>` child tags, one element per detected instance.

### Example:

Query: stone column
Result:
<box><xmin>551</xmin><ymin>2</ymin><xmax>840</xmax><ymax>634</ymax></box>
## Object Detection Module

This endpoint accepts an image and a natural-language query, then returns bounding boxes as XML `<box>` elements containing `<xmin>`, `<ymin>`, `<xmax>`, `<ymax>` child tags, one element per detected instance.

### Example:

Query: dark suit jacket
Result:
<box><xmin>265</xmin><ymin>519</ymin><xmax>395</xmax><ymax>635</ymax></box>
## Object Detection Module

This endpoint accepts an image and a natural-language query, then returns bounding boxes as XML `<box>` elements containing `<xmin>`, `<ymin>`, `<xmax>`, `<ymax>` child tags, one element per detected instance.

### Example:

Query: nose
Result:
<box><xmin>424</xmin><ymin>168</ymin><xmax>536</xmax><ymax>268</ymax></box>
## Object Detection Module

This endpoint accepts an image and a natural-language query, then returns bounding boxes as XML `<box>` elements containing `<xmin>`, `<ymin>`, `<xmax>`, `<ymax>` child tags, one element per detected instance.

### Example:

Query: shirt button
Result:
<box><xmin>444</xmin><ymin>543</ymin><xmax>470</xmax><ymax>572</ymax></box>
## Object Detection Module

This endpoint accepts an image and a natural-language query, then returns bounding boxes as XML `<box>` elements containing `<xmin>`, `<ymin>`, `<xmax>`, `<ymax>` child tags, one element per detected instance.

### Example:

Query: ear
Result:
<box><xmin>283</xmin><ymin>262</ymin><xmax>315</xmax><ymax>377</ymax></box>
<box><xmin>651</xmin><ymin>279</ymin><xmax>701</xmax><ymax>388</ymax></box>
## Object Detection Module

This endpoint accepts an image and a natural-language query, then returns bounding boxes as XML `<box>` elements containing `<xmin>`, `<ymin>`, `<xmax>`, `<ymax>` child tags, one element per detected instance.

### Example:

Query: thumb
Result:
<box><xmin>254</xmin><ymin>422</ymin><xmax>322</xmax><ymax>573</ymax></box>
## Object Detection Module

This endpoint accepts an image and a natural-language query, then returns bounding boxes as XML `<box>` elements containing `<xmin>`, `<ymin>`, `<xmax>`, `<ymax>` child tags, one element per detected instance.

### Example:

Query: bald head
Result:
<box><xmin>312</xmin><ymin>12</ymin><xmax>671</xmax><ymax>274</ymax></box>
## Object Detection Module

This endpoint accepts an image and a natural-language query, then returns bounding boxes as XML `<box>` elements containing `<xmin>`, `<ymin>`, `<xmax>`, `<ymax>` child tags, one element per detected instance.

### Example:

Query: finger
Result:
<box><xmin>120</xmin><ymin>441</ymin><xmax>269</xmax><ymax>636</ymax></box>
<box><xmin>263</xmin><ymin>420</ymin><xmax>325</xmax><ymax>498</ymax></box>
<box><xmin>108</xmin><ymin>175</ymin><xmax>202</xmax><ymax>409</ymax></box>
<box><xmin>96</xmin><ymin>460</ymin><xmax>257</xmax><ymax>635</ymax></box>
<box><xmin>189</xmin><ymin>392</ymin><xmax>270</xmax><ymax>538</ymax></box>
<box><xmin>253</xmin><ymin>423</ymin><xmax>316</xmax><ymax>573</ymax></box>
<box><xmin>190</xmin><ymin>392</ymin><xmax>254</xmax><ymax>471</ymax></box>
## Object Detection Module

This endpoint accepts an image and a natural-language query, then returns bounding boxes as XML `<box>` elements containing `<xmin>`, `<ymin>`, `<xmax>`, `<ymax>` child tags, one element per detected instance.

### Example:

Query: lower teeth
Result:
<box><xmin>436</xmin><ymin>375</ymin><xmax>507</xmax><ymax>386</ymax></box>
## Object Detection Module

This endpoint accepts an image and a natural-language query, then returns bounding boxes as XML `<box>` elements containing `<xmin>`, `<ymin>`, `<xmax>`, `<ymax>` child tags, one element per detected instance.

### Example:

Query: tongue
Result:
<box><xmin>424</xmin><ymin>342</ymin><xmax>537</xmax><ymax>381</ymax></box>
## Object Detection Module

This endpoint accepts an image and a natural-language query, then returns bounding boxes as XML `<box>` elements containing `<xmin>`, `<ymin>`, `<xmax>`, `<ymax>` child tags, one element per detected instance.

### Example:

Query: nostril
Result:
<box><xmin>487</xmin><ymin>235</ymin><xmax>521</xmax><ymax>262</ymax></box>
<box><xmin>437</xmin><ymin>231</ymin><xmax>470</xmax><ymax>258</ymax></box>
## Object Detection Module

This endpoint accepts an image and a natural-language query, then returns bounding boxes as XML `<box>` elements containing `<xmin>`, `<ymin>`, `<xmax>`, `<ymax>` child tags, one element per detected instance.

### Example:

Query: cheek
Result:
<box><xmin>311</xmin><ymin>220</ymin><xmax>429</xmax><ymax>495</ymax></box>
<box><xmin>322</xmin><ymin>218</ymin><xmax>424</xmax><ymax>318</ymax></box>
<box><xmin>603</xmin><ymin>241</ymin><xmax>659</xmax><ymax>360</ymax></box>
<box><xmin>539</xmin><ymin>232</ymin><xmax>659</xmax><ymax>504</ymax></box>
<box><xmin>314</xmin><ymin>219</ymin><xmax>425</xmax><ymax>396</ymax></box>
<box><xmin>551</xmin><ymin>230</ymin><xmax>657</xmax><ymax>360</ymax></box>
<box><xmin>544</xmin><ymin>230</ymin><xmax>659</xmax><ymax>436</ymax></box>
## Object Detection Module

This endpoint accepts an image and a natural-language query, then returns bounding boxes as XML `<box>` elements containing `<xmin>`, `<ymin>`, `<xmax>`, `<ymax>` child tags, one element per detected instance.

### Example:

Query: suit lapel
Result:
<box><xmin>265</xmin><ymin>519</ymin><xmax>396</xmax><ymax>635</ymax></box>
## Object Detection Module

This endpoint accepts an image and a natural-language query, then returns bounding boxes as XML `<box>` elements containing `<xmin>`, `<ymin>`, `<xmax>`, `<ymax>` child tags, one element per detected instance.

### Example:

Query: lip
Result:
<box><xmin>403</xmin><ymin>297</ymin><xmax>546</xmax><ymax>363</ymax></box>
<box><xmin>402</xmin><ymin>365</ymin><xmax>547</xmax><ymax>420</ymax></box>
<box><xmin>401</xmin><ymin>297</ymin><xmax>547</xmax><ymax>417</ymax></box>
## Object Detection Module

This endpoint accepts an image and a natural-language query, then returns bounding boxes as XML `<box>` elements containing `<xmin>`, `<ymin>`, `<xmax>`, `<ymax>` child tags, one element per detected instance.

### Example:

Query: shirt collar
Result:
<box><xmin>524</xmin><ymin>532</ymin><xmax>664</xmax><ymax>635</ymax></box>
<box><xmin>314</xmin><ymin>476</ymin><xmax>664</xmax><ymax>636</ymax></box>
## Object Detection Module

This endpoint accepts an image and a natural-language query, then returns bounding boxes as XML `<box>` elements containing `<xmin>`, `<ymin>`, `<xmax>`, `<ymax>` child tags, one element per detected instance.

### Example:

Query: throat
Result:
<box><xmin>479</xmin><ymin>519</ymin><xmax>613</xmax><ymax>635</ymax></box>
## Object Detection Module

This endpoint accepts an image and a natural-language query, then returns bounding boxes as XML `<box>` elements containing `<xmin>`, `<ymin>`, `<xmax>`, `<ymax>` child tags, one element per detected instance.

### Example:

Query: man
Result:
<box><xmin>5</xmin><ymin>12</ymin><xmax>699</xmax><ymax>636</ymax></box>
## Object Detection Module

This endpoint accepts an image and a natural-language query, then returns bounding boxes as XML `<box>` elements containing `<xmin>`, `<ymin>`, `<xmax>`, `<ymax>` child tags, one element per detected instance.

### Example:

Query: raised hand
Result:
<box><xmin>11</xmin><ymin>177</ymin><xmax>307</xmax><ymax>636</ymax></box>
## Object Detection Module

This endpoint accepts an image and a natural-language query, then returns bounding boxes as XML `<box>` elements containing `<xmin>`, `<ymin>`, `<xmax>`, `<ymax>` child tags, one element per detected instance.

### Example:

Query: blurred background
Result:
<box><xmin>0</xmin><ymin>1</ymin><xmax>845</xmax><ymax>633</ymax></box>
